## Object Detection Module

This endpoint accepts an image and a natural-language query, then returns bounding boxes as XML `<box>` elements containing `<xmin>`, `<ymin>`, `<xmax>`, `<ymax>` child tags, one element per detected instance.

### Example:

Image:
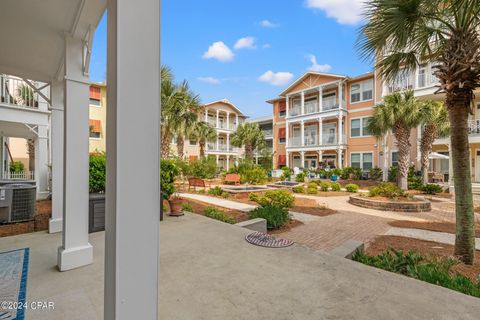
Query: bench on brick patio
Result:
<box><xmin>224</xmin><ymin>173</ymin><xmax>241</xmax><ymax>185</ymax></box>
<box><xmin>188</xmin><ymin>177</ymin><xmax>207</xmax><ymax>191</ymax></box>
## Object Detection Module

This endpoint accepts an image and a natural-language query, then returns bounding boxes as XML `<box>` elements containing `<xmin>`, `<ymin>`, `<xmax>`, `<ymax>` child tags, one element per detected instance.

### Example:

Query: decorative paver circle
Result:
<box><xmin>245</xmin><ymin>231</ymin><xmax>294</xmax><ymax>248</ymax></box>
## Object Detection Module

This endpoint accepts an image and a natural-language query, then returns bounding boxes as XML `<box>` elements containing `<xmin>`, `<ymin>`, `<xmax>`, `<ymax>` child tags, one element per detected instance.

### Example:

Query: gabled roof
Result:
<box><xmin>246</xmin><ymin>115</ymin><xmax>273</xmax><ymax>123</ymax></box>
<box><xmin>279</xmin><ymin>71</ymin><xmax>347</xmax><ymax>96</ymax></box>
<box><xmin>203</xmin><ymin>99</ymin><xmax>246</xmax><ymax>117</ymax></box>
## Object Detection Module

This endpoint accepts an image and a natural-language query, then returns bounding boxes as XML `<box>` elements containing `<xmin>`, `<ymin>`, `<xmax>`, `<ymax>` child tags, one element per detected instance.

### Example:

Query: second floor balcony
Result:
<box><xmin>287</xmin><ymin>100</ymin><xmax>343</xmax><ymax>118</ymax></box>
<box><xmin>206</xmin><ymin>142</ymin><xmax>239</xmax><ymax>153</ymax></box>
<box><xmin>1</xmin><ymin>74</ymin><xmax>49</xmax><ymax>111</ymax></box>
<box><xmin>287</xmin><ymin>133</ymin><xmax>346</xmax><ymax>148</ymax></box>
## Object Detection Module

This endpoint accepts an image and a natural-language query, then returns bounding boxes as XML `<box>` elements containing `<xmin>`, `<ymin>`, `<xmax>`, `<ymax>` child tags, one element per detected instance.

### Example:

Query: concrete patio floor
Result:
<box><xmin>1</xmin><ymin>213</ymin><xmax>480</xmax><ymax>319</ymax></box>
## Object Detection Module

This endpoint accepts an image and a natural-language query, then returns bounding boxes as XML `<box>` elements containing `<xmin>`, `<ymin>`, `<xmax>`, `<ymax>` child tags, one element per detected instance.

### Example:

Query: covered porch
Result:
<box><xmin>0</xmin><ymin>0</ymin><xmax>160</xmax><ymax>319</ymax></box>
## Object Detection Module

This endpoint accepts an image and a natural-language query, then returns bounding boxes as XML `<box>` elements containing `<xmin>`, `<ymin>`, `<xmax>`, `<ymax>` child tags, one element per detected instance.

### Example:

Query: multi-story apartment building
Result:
<box><xmin>246</xmin><ymin>115</ymin><xmax>273</xmax><ymax>165</ymax></box>
<box><xmin>175</xmin><ymin>99</ymin><xmax>247</xmax><ymax>170</ymax></box>
<box><xmin>268</xmin><ymin>71</ymin><xmax>378</xmax><ymax>172</ymax></box>
<box><xmin>88</xmin><ymin>82</ymin><xmax>107</xmax><ymax>153</ymax></box>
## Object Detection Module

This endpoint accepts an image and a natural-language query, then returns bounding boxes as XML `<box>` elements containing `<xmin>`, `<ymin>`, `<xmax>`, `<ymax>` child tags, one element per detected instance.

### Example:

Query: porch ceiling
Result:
<box><xmin>0</xmin><ymin>0</ymin><xmax>106</xmax><ymax>82</ymax></box>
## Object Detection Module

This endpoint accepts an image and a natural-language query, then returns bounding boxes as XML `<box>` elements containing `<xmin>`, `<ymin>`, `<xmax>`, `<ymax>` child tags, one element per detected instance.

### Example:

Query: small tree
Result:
<box><xmin>368</xmin><ymin>91</ymin><xmax>422</xmax><ymax>190</ymax></box>
<box><xmin>230</xmin><ymin>123</ymin><xmax>266</xmax><ymax>159</ymax></box>
<box><xmin>191</xmin><ymin>121</ymin><xmax>217</xmax><ymax>158</ymax></box>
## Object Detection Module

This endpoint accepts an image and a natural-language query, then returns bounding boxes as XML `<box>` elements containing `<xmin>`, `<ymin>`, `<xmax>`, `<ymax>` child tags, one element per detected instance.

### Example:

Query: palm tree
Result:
<box><xmin>174</xmin><ymin>81</ymin><xmax>201</xmax><ymax>158</ymax></box>
<box><xmin>191</xmin><ymin>121</ymin><xmax>217</xmax><ymax>158</ymax></box>
<box><xmin>160</xmin><ymin>66</ymin><xmax>200</xmax><ymax>159</ymax></box>
<box><xmin>230</xmin><ymin>123</ymin><xmax>266</xmax><ymax>159</ymax></box>
<box><xmin>419</xmin><ymin>101</ymin><xmax>450</xmax><ymax>183</ymax></box>
<box><xmin>368</xmin><ymin>91</ymin><xmax>422</xmax><ymax>190</ymax></box>
<box><xmin>358</xmin><ymin>0</ymin><xmax>480</xmax><ymax>264</ymax></box>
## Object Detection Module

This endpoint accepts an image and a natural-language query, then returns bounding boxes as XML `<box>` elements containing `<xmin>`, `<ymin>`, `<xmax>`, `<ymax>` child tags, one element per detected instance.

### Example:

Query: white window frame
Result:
<box><xmin>350</xmin><ymin>152</ymin><xmax>374</xmax><ymax>171</ymax></box>
<box><xmin>89</xmin><ymin>98</ymin><xmax>101</xmax><ymax>107</ymax></box>
<box><xmin>350</xmin><ymin>79</ymin><xmax>373</xmax><ymax>104</ymax></box>
<box><xmin>350</xmin><ymin>116</ymin><xmax>373</xmax><ymax>138</ymax></box>
<box><xmin>391</xmin><ymin>151</ymin><xmax>398</xmax><ymax>167</ymax></box>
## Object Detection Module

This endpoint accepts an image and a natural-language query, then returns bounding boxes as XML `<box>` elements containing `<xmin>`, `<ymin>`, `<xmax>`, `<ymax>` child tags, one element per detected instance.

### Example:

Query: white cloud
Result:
<box><xmin>307</xmin><ymin>54</ymin><xmax>332</xmax><ymax>72</ymax></box>
<box><xmin>197</xmin><ymin>76</ymin><xmax>221</xmax><ymax>84</ymax></box>
<box><xmin>202</xmin><ymin>41</ymin><xmax>234</xmax><ymax>62</ymax></box>
<box><xmin>234</xmin><ymin>37</ymin><xmax>256</xmax><ymax>50</ymax></box>
<box><xmin>262</xmin><ymin>44</ymin><xmax>271</xmax><ymax>49</ymax></box>
<box><xmin>260</xmin><ymin>19</ymin><xmax>279</xmax><ymax>28</ymax></box>
<box><xmin>305</xmin><ymin>0</ymin><xmax>364</xmax><ymax>25</ymax></box>
<box><xmin>258</xmin><ymin>70</ymin><xmax>294</xmax><ymax>86</ymax></box>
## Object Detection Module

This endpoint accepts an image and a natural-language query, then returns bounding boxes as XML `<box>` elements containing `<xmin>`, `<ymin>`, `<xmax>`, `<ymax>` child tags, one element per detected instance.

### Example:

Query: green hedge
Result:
<box><xmin>204</xmin><ymin>206</ymin><xmax>236</xmax><ymax>224</ymax></box>
<box><xmin>249</xmin><ymin>205</ymin><xmax>289</xmax><ymax>229</ymax></box>
<box><xmin>89</xmin><ymin>153</ymin><xmax>106</xmax><ymax>193</ymax></box>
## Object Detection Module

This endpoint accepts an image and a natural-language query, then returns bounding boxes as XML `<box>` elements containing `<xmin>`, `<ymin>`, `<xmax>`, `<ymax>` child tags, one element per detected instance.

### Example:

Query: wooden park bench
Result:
<box><xmin>188</xmin><ymin>177</ymin><xmax>206</xmax><ymax>191</ymax></box>
<box><xmin>224</xmin><ymin>173</ymin><xmax>241</xmax><ymax>185</ymax></box>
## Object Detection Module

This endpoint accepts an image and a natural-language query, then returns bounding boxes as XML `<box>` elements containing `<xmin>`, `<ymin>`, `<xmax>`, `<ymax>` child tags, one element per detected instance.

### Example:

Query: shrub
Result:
<box><xmin>307</xmin><ymin>186</ymin><xmax>318</xmax><ymax>194</ymax></box>
<box><xmin>388</xmin><ymin>166</ymin><xmax>398</xmax><ymax>182</ymax></box>
<box><xmin>330</xmin><ymin>182</ymin><xmax>341</xmax><ymax>191</ymax></box>
<box><xmin>181</xmin><ymin>203</ymin><xmax>193</xmax><ymax>212</ymax></box>
<box><xmin>203</xmin><ymin>206</ymin><xmax>236</xmax><ymax>224</ymax></box>
<box><xmin>248</xmin><ymin>205</ymin><xmax>289</xmax><ymax>229</ymax></box>
<box><xmin>221</xmin><ymin>191</ymin><xmax>230</xmax><ymax>198</ymax></box>
<box><xmin>292</xmin><ymin>186</ymin><xmax>305</xmax><ymax>193</ymax></box>
<box><xmin>89</xmin><ymin>153</ymin><xmax>106</xmax><ymax>193</ymax></box>
<box><xmin>249</xmin><ymin>189</ymin><xmax>294</xmax><ymax>209</ymax></box>
<box><xmin>368</xmin><ymin>182</ymin><xmax>405</xmax><ymax>198</ymax></box>
<box><xmin>228</xmin><ymin>159</ymin><xmax>268</xmax><ymax>185</ymax></box>
<box><xmin>369</xmin><ymin>167</ymin><xmax>383</xmax><ymax>181</ymax></box>
<box><xmin>352</xmin><ymin>249</ymin><xmax>480</xmax><ymax>298</ymax></box>
<box><xmin>295</xmin><ymin>172</ymin><xmax>306</xmax><ymax>182</ymax></box>
<box><xmin>422</xmin><ymin>183</ymin><xmax>443</xmax><ymax>195</ymax></box>
<box><xmin>408</xmin><ymin>166</ymin><xmax>424</xmax><ymax>190</ymax></box>
<box><xmin>319</xmin><ymin>181</ymin><xmax>330</xmax><ymax>192</ymax></box>
<box><xmin>208</xmin><ymin>186</ymin><xmax>224</xmax><ymax>196</ymax></box>
<box><xmin>190</xmin><ymin>156</ymin><xmax>217</xmax><ymax>179</ymax></box>
<box><xmin>341</xmin><ymin>167</ymin><xmax>362</xmax><ymax>180</ymax></box>
<box><xmin>160</xmin><ymin>159</ymin><xmax>179</xmax><ymax>200</ymax></box>
<box><xmin>9</xmin><ymin>161</ymin><xmax>24</xmax><ymax>173</ymax></box>
<box><xmin>331</xmin><ymin>168</ymin><xmax>342</xmax><ymax>177</ymax></box>
<box><xmin>307</xmin><ymin>182</ymin><xmax>317</xmax><ymax>189</ymax></box>
<box><xmin>280</xmin><ymin>166</ymin><xmax>291</xmax><ymax>181</ymax></box>
<box><xmin>345</xmin><ymin>183</ymin><xmax>359</xmax><ymax>193</ymax></box>
<box><xmin>197</xmin><ymin>189</ymin><xmax>205</xmax><ymax>194</ymax></box>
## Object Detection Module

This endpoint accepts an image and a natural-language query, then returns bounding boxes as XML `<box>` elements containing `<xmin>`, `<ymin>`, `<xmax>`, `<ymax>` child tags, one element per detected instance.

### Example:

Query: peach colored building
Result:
<box><xmin>88</xmin><ymin>82</ymin><xmax>107</xmax><ymax>153</ymax></box>
<box><xmin>268</xmin><ymin>71</ymin><xmax>378</xmax><ymax>172</ymax></box>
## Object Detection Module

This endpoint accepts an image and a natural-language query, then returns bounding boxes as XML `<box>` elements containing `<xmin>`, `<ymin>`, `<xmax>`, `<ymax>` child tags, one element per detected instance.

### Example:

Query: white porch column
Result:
<box><xmin>318</xmin><ymin>117</ymin><xmax>323</xmax><ymax>146</ymax></box>
<box><xmin>226</xmin><ymin>111</ymin><xmax>230</xmax><ymax>130</ymax></box>
<box><xmin>105</xmin><ymin>1</ymin><xmax>160</xmax><ymax>319</ymax></box>
<box><xmin>216</xmin><ymin>109</ymin><xmax>220</xmax><ymax>128</ymax></box>
<box><xmin>318</xmin><ymin>86</ymin><xmax>323</xmax><ymax>112</ymax></box>
<box><xmin>300</xmin><ymin>151</ymin><xmax>305</xmax><ymax>168</ymax></box>
<box><xmin>226</xmin><ymin>133</ymin><xmax>230</xmax><ymax>152</ymax></box>
<box><xmin>216</xmin><ymin>135</ymin><xmax>219</xmax><ymax>151</ymax></box>
<box><xmin>300</xmin><ymin>91</ymin><xmax>305</xmax><ymax>115</ymax></box>
<box><xmin>57</xmin><ymin>35</ymin><xmax>92</xmax><ymax>271</ymax></box>
<box><xmin>216</xmin><ymin>154</ymin><xmax>219</xmax><ymax>165</ymax></box>
<box><xmin>338</xmin><ymin>113</ymin><xmax>343</xmax><ymax>145</ymax></box>
<box><xmin>235</xmin><ymin>114</ymin><xmax>239</xmax><ymax>129</ymax></box>
<box><xmin>286</xmin><ymin>151</ymin><xmax>290</xmax><ymax>167</ymax></box>
<box><xmin>226</xmin><ymin>156</ymin><xmax>230</xmax><ymax>171</ymax></box>
<box><xmin>49</xmin><ymin>80</ymin><xmax>64</xmax><ymax>233</ymax></box>
<box><xmin>204</xmin><ymin>108</ymin><xmax>208</xmax><ymax>122</ymax></box>
<box><xmin>338</xmin><ymin>148</ymin><xmax>343</xmax><ymax>169</ymax></box>
<box><xmin>285</xmin><ymin>95</ymin><xmax>289</xmax><ymax>117</ymax></box>
<box><xmin>34</xmin><ymin>125</ymin><xmax>49</xmax><ymax>199</ymax></box>
<box><xmin>338</xmin><ymin>81</ymin><xmax>343</xmax><ymax>108</ymax></box>
<box><xmin>318</xmin><ymin>150</ymin><xmax>323</xmax><ymax>163</ymax></box>
<box><xmin>285</xmin><ymin>122</ymin><xmax>289</xmax><ymax>148</ymax></box>
<box><xmin>301</xmin><ymin>120</ymin><xmax>305</xmax><ymax>147</ymax></box>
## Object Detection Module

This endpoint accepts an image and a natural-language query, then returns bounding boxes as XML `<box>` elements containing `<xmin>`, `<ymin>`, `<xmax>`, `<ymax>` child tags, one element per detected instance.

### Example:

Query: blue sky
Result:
<box><xmin>90</xmin><ymin>0</ymin><xmax>371</xmax><ymax>118</ymax></box>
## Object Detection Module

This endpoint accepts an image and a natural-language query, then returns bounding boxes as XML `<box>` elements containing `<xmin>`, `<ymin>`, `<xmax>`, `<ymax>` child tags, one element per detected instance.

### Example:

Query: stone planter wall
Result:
<box><xmin>349</xmin><ymin>195</ymin><xmax>431</xmax><ymax>212</ymax></box>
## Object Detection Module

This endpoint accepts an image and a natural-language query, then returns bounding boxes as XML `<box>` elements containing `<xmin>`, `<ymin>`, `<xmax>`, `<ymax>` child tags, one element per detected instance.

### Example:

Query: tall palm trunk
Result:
<box><xmin>394</xmin><ymin>124</ymin><xmax>410</xmax><ymax>190</ymax></box>
<box><xmin>420</xmin><ymin>125</ymin><xmax>437</xmax><ymax>183</ymax></box>
<box><xmin>161</xmin><ymin>130</ymin><xmax>172</xmax><ymax>159</ymax></box>
<box><xmin>176</xmin><ymin>135</ymin><xmax>185</xmax><ymax>159</ymax></box>
<box><xmin>448</xmin><ymin>94</ymin><xmax>475</xmax><ymax>264</ymax></box>
<box><xmin>244</xmin><ymin>144</ymin><xmax>253</xmax><ymax>159</ymax></box>
<box><xmin>199</xmin><ymin>141</ymin><xmax>205</xmax><ymax>158</ymax></box>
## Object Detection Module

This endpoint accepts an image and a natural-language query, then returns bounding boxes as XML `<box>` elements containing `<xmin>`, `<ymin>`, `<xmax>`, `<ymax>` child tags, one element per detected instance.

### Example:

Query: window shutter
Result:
<box><xmin>278</xmin><ymin>155</ymin><xmax>286</xmax><ymax>165</ymax></box>
<box><xmin>278</xmin><ymin>128</ymin><xmax>286</xmax><ymax>138</ymax></box>
<box><xmin>278</xmin><ymin>101</ymin><xmax>286</xmax><ymax>111</ymax></box>
<box><xmin>89</xmin><ymin>86</ymin><xmax>101</xmax><ymax>100</ymax></box>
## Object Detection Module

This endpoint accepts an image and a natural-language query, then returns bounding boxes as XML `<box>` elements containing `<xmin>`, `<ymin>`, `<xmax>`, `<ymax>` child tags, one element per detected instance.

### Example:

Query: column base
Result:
<box><xmin>49</xmin><ymin>218</ymin><xmax>63</xmax><ymax>233</ymax></box>
<box><xmin>37</xmin><ymin>191</ymin><xmax>50</xmax><ymax>200</ymax></box>
<box><xmin>57</xmin><ymin>243</ymin><xmax>93</xmax><ymax>271</ymax></box>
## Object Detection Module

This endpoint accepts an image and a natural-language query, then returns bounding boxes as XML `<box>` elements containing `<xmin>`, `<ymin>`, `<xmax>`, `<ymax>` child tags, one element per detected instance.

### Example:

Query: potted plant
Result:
<box><xmin>161</xmin><ymin>159</ymin><xmax>183</xmax><ymax>216</ymax></box>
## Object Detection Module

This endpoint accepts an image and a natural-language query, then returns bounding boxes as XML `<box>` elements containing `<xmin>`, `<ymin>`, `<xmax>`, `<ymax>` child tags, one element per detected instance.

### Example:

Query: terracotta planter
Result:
<box><xmin>168</xmin><ymin>198</ymin><xmax>184</xmax><ymax>216</ymax></box>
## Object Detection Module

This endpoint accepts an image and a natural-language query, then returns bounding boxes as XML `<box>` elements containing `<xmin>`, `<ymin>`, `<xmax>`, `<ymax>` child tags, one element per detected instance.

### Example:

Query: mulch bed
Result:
<box><xmin>366</xmin><ymin>235</ymin><xmax>480</xmax><ymax>281</ymax></box>
<box><xmin>167</xmin><ymin>198</ymin><xmax>249</xmax><ymax>223</ymax></box>
<box><xmin>389</xmin><ymin>220</ymin><xmax>480</xmax><ymax>238</ymax></box>
<box><xmin>307</xmin><ymin>191</ymin><xmax>352</xmax><ymax>197</ymax></box>
<box><xmin>290</xmin><ymin>198</ymin><xmax>337</xmax><ymax>217</ymax></box>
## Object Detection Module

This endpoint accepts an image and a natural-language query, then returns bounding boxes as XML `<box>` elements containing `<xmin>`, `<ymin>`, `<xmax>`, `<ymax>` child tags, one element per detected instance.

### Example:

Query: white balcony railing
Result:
<box><xmin>469</xmin><ymin>120</ymin><xmax>480</xmax><ymax>135</ymax></box>
<box><xmin>3</xmin><ymin>171</ymin><xmax>35</xmax><ymax>180</ymax></box>
<box><xmin>206</xmin><ymin>142</ymin><xmax>239</xmax><ymax>152</ymax></box>
<box><xmin>262</xmin><ymin>129</ymin><xmax>273</xmax><ymax>137</ymax></box>
<box><xmin>1</xmin><ymin>74</ymin><xmax>42</xmax><ymax>109</ymax></box>
<box><xmin>287</xmin><ymin>100</ymin><xmax>344</xmax><ymax>118</ymax></box>
<box><xmin>287</xmin><ymin>133</ymin><xmax>346</xmax><ymax>147</ymax></box>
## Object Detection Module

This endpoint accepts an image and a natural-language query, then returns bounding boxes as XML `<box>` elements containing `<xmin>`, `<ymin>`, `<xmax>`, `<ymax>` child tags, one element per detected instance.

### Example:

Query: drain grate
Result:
<box><xmin>245</xmin><ymin>231</ymin><xmax>294</xmax><ymax>248</ymax></box>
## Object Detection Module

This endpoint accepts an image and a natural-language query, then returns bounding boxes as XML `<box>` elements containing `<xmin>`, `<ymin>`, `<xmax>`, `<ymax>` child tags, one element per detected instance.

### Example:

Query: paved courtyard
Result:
<box><xmin>1</xmin><ymin>213</ymin><xmax>480</xmax><ymax>319</ymax></box>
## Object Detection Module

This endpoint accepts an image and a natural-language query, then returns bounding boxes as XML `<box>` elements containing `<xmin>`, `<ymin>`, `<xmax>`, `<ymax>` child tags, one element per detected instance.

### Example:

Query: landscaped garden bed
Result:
<box><xmin>349</xmin><ymin>195</ymin><xmax>431</xmax><ymax>212</ymax></box>
<box><xmin>165</xmin><ymin>198</ymin><xmax>249</xmax><ymax>223</ymax></box>
<box><xmin>357</xmin><ymin>235</ymin><xmax>480</xmax><ymax>289</ymax></box>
